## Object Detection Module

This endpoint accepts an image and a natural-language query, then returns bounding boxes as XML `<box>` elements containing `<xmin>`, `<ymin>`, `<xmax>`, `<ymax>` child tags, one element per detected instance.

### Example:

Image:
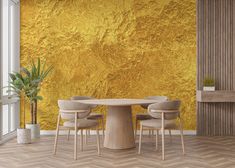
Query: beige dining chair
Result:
<box><xmin>69</xmin><ymin>96</ymin><xmax>105</xmax><ymax>142</ymax></box>
<box><xmin>54</xmin><ymin>100</ymin><xmax>100</xmax><ymax>160</ymax></box>
<box><xmin>135</xmin><ymin>96</ymin><xmax>168</xmax><ymax>138</ymax></box>
<box><xmin>138</xmin><ymin>100</ymin><xmax>185</xmax><ymax>160</ymax></box>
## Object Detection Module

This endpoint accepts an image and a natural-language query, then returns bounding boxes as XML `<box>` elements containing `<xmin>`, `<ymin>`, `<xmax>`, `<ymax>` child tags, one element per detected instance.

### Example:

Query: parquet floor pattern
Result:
<box><xmin>0</xmin><ymin>135</ymin><xmax>235</xmax><ymax>168</ymax></box>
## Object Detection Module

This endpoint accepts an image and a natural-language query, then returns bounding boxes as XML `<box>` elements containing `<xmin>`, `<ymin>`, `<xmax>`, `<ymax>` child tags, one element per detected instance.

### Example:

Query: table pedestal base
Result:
<box><xmin>104</xmin><ymin>106</ymin><xmax>135</xmax><ymax>149</ymax></box>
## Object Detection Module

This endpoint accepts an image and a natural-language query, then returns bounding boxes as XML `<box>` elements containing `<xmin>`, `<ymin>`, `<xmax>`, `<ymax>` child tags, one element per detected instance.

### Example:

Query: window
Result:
<box><xmin>0</xmin><ymin>0</ymin><xmax>20</xmax><ymax>142</ymax></box>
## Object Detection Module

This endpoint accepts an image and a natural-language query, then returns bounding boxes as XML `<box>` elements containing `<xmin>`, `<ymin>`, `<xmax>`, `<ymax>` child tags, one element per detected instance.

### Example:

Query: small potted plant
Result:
<box><xmin>8</xmin><ymin>58</ymin><xmax>53</xmax><ymax>141</ymax></box>
<box><xmin>203</xmin><ymin>77</ymin><xmax>215</xmax><ymax>91</ymax></box>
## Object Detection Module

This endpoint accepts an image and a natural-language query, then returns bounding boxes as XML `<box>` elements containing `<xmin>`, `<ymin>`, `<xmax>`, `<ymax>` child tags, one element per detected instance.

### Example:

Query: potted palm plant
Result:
<box><xmin>8</xmin><ymin>58</ymin><xmax>53</xmax><ymax>140</ymax></box>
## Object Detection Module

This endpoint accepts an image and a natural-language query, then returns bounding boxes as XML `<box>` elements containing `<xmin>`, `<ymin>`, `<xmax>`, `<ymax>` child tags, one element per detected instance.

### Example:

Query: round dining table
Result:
<box><xmin>75</xmin><ymin>99</ymin><xmax>160</xmax><ymax>150</ymax></box>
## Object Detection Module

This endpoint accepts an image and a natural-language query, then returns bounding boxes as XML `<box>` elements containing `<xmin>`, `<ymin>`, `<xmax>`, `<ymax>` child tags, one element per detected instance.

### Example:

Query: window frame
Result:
<box><xmin>0</xmin><ymin>0</ymin><xmax>2</xmax><ymax>142</ymax></box>
<box><xmin>0</xmin><ymin>0</ymin><xmax>20</xmax><ymax>143</ymax></box>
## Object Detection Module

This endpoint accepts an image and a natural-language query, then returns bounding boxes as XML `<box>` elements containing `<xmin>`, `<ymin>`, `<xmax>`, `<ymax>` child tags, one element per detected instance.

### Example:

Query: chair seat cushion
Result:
<box><xmin>141</xmin><ymin>119</ymin><xmax>177</xmax><ymax>129</ymax></box>
<box><xmin>87</xmin><ymin>113</ymin><xmax>103</xmax><ymax>119</ymax></box>
<box><xmin>136</xmin><ymin>113</ymin><xmax>152</xmax><ymax>120</ymax></box>
<box><xmin>64</xmin><ymin>119</ymin><xmax>98</xmax><ymax>128</ymax></box>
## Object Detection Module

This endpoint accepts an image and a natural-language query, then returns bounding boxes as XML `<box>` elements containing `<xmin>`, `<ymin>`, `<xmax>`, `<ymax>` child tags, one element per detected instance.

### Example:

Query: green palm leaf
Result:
<box><xmin>21</xmin><ymin>67</ymin><xmax>31</xmax><ymax>77</ymax></box>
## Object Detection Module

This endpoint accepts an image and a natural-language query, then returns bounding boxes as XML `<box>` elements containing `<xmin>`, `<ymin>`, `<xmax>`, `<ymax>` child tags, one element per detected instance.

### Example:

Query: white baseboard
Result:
<box><xmin>40</xmin><ymin>130</ymin><xmax>196</xmax><ymax>136</ymax></box>
<box><xmin>0</xmin><ymin>130</ymin><xmax>195</xmax><ymax>145</ymax></box>
<box><xmin>0</xmin><ymin>131</ymin><xmax>17</xmax><ymax>145</ymax></box>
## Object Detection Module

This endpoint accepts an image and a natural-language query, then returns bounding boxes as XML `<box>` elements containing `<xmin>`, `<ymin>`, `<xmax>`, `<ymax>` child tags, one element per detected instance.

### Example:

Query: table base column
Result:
<box><xmin>104</xmin><ymin>106</ymin><xmax>135</xmax><ymax>149</ymax></box>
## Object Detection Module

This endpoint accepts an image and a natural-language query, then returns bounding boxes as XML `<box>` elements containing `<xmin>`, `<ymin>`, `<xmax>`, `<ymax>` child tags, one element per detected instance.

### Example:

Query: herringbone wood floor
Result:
<box><xmin>0</xmin><ymin>135</ymin><xmax>235</xmax><ymax>168</ymax></box>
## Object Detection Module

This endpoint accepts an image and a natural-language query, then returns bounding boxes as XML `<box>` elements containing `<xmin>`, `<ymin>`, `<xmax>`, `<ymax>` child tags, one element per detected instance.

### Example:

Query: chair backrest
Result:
<box><xmin>70</xmin><ymin>96</ymin><xmax>97</xmax><ymax>108</ymax></box>
<box><xmin>58</xmin><ymin>100</ymin><xmax>91</xmax><ymax>120</ymax></box>
<box><xmin>148</xmin><ymin>100</ymin><xmax>181</xmax><ymax>120</ymax></box>
<box><xmin>141</xmin><ymin>96</ymin><xmax>168</xmax><ymax>109</ymax></box>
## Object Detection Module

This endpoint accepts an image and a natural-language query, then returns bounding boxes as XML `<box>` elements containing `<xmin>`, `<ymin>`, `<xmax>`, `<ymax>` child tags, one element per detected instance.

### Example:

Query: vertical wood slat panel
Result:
<box><xmin>232</xmin><ymin>0</ymin><xmax>235</xmax><ymax>136</ymax></box>
<box><xmin>197</xmin><ymin>0</ymin><xmax>235</xmax><ymax>136</ymax></box>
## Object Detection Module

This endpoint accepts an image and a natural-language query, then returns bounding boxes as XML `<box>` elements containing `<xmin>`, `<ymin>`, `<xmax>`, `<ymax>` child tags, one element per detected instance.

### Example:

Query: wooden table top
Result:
<box><xmin>74</xmin><ymin>98</ymin><xmax>159</xmax><ymax>106</ymax></box>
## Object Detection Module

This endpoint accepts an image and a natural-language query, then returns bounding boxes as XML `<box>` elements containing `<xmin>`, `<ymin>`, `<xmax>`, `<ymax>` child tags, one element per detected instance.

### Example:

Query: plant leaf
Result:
<box><xmin>37</xmin><ymin>58</ymin><xmax>40</xmax><ymax>76</ymax></box>
<box><xmin>36</xmin><ymin>96</ymin><xmax>43</xmax><ymax>100</ymax></box>
<box><xmin>9</xmin><ymin>73</ymin><xmax>16</xmax><ymax>81</ymax></box>
<box><xmin>21</xmin><ymin>67</ymin><xmax>31</xmax><ymax>77</ymax></box>
<box><xmin>41</xmin><ymin>65</ymin><xmax>53</xmax><ymax>80</ymax></box>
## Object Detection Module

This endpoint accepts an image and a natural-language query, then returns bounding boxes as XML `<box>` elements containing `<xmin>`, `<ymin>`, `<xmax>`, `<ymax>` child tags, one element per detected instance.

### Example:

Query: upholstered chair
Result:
<box><xmin>68</xmin><ymin>96</ymin><xmax>105</xmax><ymax>142</ymax></box>
<box><xmin>135</xmin><ymin>96</ymin><xmax>168</xmax><ymax>138</ymax></box>
<box><xmin>138</xmin><ymin>100</ymin><xmax>185</xmax><ymax>160</ymax></box>
<box><xmin>54</xmin><ymin>100</ymin><xmax>100</xmax><ymax>160</ymax></box>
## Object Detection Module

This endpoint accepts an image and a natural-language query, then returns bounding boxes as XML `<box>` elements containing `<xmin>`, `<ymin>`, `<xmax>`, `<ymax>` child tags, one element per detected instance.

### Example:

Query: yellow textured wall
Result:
<box><xmin>20</xmin><ymin>0</ymin><xmax>196</xmax><ymax>130</ymax></box>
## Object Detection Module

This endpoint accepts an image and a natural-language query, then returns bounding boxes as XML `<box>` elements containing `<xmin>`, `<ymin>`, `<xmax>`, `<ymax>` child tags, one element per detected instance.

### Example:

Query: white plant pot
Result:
<box><xmin>17</xmin><ymin>128</ymin><xmax>31</xmax><ymax>144</ymax></box>
<box><xmin>26</xmin><ymin>124</ymin><xmax>40</xmax><ymax>139</ymax></box>
<box><xmin>203</xmin><ymin>86</ymin><xmax>215</xmax><ymax>91</ymax></box>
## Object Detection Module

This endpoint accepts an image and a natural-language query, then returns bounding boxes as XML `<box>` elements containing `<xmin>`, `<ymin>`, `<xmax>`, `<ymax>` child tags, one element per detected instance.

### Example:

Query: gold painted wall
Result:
<box><xmin>20</xmin><ymin>0</ymin><xmax>196</xmax><ymax>130</ymax></box>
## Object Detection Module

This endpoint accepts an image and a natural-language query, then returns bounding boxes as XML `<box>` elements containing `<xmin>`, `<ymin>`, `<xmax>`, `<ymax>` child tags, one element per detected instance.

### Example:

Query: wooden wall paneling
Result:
<box><xmin>233</xmin><ymin>0</ymin><xmax>235</xmax><ymax>90</ymax></box>
<box><xmin>197</xmin><ymin>0</ymin><xmax>235</xmax><ymax>135</ymax></box>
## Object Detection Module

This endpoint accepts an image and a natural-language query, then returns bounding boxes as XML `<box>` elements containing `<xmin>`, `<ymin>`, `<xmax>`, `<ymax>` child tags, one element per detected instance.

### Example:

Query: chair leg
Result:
<box><xmin>80</xmin><ymin>129</ymin><xmax>83</xmax><ymax>151</ymax></box>
<box><xmin>169</xmin><ymin>129</ymin><xmax>172</xmax><ymax>143</ymax></box>
<box><xmin>53</xmin><ymin>114</ymin><xmax>61</xmax><ymax>155</ymax></box>
<box><xmin>88</xmin><ymin>129</ymin><xmax>91</xmax><ymax>137</ymax></box>
<box><xmin>67</xmin><ymin>129</ymin><xmax>70</xmax><ymax>141</ymax></box>
<box><xmin>148</xmin><ymin>129</ymin><xmax>151</xmax><ymax>137</ymax></box>
<box><xmin>96</xmin><ymin>126</ymin><xmax>100</xmax><ymax>155</ymax></box>
<box><xmin>85</xmin><ymin>130</ymin><xmax>88</xmax><ymax>145</ymax></box>
<box><xmin>138</xmin><ymin>124</ymin><xmax>143</xmax><ymax>154</ymax></box>
<box><xmin>101</xmin><ymin>117</ymin><xmax>105</xmax><ymax>140</ymax></box>
<box><xmin>156</xmin><ymin>129</ymin><xmax>159</xmax><ymax>150</ymax></box>
<box><xmin>135</xmin><ymin>118</ymin><xmax>138</xmax><ymax>140</ymax></box>
<box><xmin>161</xmin><ymin>113</ymin><xmax>165</xmax><ymax>161</ymax></box>
<box><xmin>179</xmin><ymin>119</ymin><xmax>185</xmax><ymax>155</ymax></box>
<box><xmin>74</xmin><ymin>113</ymin><xmax>78</xmax><ymax>160</ymax></box>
